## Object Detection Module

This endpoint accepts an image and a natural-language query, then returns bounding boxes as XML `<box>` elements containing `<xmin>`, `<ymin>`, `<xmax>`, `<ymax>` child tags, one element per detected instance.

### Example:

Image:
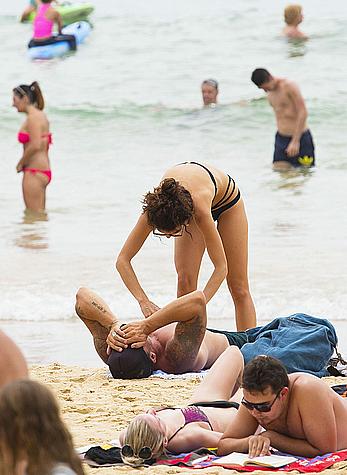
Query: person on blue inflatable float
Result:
<box><xmin>27</xmin><ymin>0</ymin><xmax>77</xmax><ymax>51</ymax></box>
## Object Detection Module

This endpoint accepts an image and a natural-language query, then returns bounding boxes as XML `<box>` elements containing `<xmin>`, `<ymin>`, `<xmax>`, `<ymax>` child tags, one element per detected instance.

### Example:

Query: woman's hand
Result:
<box><xmin>139</xmin><ymin>300</ymin><xmax>160</xmax><ymax>317</ymax></box>
<box><xmin>121</xmin><ymin>320</ymin><xmax>150</xmax><ymax>348</ymax></box>
<box><xmin>16</xmin><ymin>160</ymin><xmax>24</xmax><ymax>173</ymax></box>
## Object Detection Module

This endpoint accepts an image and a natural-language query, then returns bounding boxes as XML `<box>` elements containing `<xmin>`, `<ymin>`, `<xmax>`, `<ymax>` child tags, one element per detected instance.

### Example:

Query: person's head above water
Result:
<box><xmin>284</xmin><ymin>4</ymin><xmax>303</xmax><ymax>26</ymax></box>
<box><xmin>12</xmin><ymin>81</ymin><xmax>45</xmax><ymax>112</ymax></box>
<box><xmin>120</xmin><ymin>414</ymin><xmax>167</xmax><ymax>466</ymax></box>
<box><xmin>143</xmin><ymin>178</ymin><xmax>194</xmax><ymax>236</ymax></box>
<box><xmin>201</xmin><ymin>78</ymin><xmax>219</xmax><ymax>106</ymax></box>
<box><xmin>251</xmin><ymin>68</ymin><xmax>277</xmax><ymax>92</ymax></box>
<box><xmin>107</xmin><ymin>347</ymin><xmax>154</xmax><ymax>379</ymax></box>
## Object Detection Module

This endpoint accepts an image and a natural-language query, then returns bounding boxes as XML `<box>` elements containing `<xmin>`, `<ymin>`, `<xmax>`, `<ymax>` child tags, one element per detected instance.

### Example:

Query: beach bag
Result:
<box><xmin>241</xmin><ymin>313</ymin><xmax>338</xmax><ymax>377</ymax></box>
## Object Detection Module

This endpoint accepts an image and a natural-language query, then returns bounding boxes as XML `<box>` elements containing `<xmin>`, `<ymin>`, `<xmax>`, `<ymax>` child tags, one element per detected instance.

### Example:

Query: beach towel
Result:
<box><xmin>81</xmin><ymin>443</ymin><xmax>347</xmax><ymax>472</ymax></box>
<box><xmin>150</xmin><ymin>369</ymin><xmax>208</xmax><ymax>380</ymax></box>
<box><xmin>107</xmin><ymin>368</ymin><xmax>208</xmax><ymax>380</ymax></box>
<box><xmin>155</xmin><ymin>449</ymin><xmax>347</xmax><ymax>472</ymax></box>
<box><xmin>331</xmin><ymin>384</ymin><xmax>347</xmax><ymax>397</ymax></box>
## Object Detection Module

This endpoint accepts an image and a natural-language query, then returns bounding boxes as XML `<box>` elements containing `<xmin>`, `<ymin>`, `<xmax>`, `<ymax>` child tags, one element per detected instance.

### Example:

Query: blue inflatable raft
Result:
<box><xmin>28</xmin><ymin>21</ymin><xmax>91</xmax><ymax>60</ymax></box>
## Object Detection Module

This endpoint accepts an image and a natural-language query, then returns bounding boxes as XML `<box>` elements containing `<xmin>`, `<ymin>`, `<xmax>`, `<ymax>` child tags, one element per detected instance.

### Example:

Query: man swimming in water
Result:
<box><xmin>251</xmin><ymin>68</ymin><xmax>314</xmax><ymax>169</ymax></box>
<box><xmin>201</xmin><ymin>79</ymin><xmax>219</xmax><ymax>106</ymax></box>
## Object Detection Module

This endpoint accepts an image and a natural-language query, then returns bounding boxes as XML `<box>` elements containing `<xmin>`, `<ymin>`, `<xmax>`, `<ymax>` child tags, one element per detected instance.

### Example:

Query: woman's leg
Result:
<box><xmin>217</xmin><ymin>199</ymin><xmax>256</xmax><ymax>331</ymax></box>
<box><xmin>174</xmin><ymin>218</ymin><xmax>206</xmax><ymax>297</ymax></box>
<box><xmin>22</xmin><ymin>172</ymin><xmax>48</xmax><ymax>212</ymax></box>
<box><xmin>190</xmin><ymin>346</ymin><xmax>244</xmax><ymax>403</ymax></box>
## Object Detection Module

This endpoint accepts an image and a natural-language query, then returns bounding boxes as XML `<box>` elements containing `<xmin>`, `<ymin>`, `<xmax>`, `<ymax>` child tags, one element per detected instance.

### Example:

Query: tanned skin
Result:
<box><xmin>75</xmin><ymin>288</ymin><xmax>234</xmax><ymax>374</ymax></box>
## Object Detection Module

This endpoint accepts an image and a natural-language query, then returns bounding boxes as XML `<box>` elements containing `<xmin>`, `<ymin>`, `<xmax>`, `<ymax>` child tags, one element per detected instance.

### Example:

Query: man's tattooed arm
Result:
<box><xmin>165</xmin><ymin>315</ymin><xmax>206</xmax><ymax>372</ymax></box>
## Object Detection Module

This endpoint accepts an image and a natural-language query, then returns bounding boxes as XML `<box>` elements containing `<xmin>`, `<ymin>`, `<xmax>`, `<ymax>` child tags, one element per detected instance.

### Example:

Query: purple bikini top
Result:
<box><xmin>167</xmin><ymin>405</ymin><xmax>213</xmax><ymax>442</ymax></box>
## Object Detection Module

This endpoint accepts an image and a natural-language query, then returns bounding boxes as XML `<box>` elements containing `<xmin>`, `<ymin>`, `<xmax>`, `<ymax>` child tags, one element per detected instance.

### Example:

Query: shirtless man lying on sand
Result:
<box><xmin>218</xmin><ymin>355</ymin><xmax>347</xmax><ymax>457</ymax></box>
<box><xmin>75</xmin><ymin>288</ymin><xmax>247</xmax><ymax>379</ymax></box>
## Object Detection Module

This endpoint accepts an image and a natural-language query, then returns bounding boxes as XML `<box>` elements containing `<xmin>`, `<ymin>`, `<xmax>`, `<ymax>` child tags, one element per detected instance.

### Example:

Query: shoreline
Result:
<box><xmin>30</xmin><ymin>363</ymin><xmax>347</xmax><ymax>475</ymax></box>
<box><xmin>2</xmin><ymin>318</ymin><xmax>347</xmax><ymax>366</ymax></box>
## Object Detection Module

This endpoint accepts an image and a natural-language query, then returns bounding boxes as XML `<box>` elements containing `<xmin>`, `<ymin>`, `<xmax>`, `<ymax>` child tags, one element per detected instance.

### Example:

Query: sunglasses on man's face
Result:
<box><xmin>241</xmin><ymin>389</ymin><xmax>282</xmax><ymax>413</ymax></box>
<box><xmin>121</xmin><ymin>444</ymin><xmax>152</xmax><ymax>461</ymax></box>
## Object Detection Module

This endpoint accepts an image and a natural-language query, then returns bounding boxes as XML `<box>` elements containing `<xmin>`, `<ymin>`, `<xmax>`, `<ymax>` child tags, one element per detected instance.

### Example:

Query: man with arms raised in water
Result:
<box><xmin>218</xmin><ymin>355</ymin><xmax>347</xmax><ymax>457</ymax></box>
<box><xmin>75</xmin><ymin>288</ymin><xmax>247</xmax><ymax>379</ymax></box>
<box><xmin>251</xmin><ymin>68</ymin><xmax>314</xmax><ymax>170</ymax></box>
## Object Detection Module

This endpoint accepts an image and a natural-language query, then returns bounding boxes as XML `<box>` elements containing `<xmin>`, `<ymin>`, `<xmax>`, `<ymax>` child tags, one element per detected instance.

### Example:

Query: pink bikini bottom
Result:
<box><xmin>23</xmin><ymin>168</ymin><xmax>52</xmax><ymax>184</ymax></box>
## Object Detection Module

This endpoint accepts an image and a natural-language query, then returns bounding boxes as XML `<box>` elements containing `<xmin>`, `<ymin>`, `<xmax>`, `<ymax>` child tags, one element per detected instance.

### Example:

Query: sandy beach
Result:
<box><xmin>2</xmin><ymin>1</ymin><xmax>347</xmax><ymax>472</ymax></box>
<box><xmin>30</xmin><ymin>364</ymin><xmax>347</xmax><ymax>475</ymax></box>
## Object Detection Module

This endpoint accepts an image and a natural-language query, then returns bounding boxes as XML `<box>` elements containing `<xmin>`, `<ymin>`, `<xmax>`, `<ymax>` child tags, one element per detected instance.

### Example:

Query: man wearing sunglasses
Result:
<box><xmin>218</xmin><ymin>355</ymin><xmax>347</xmax><ymax>458</ymax></box>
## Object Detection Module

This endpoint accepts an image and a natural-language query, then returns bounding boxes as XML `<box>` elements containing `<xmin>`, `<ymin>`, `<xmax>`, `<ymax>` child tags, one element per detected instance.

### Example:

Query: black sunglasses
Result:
<box><xmin>241</xmin><ymin>389</ymin><xmax>282</xmax><ymax>413</ymax></box>
<box><xmin>121</xmin><ymin>444</ymin><xmax>152</xmax><ymax>461</ymax></box>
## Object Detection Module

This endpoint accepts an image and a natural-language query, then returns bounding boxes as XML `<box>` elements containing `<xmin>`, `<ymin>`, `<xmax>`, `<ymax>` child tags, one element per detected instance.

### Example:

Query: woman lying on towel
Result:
<box><xmin>120</xmin><ymin>346</ymin><xmax>244</xmax><ymax>466</ymax></box>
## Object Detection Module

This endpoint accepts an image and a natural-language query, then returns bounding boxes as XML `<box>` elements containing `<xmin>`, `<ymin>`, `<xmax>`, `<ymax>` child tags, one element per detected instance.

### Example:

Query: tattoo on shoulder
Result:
<box><xmin>91</xmin><ymin>300</ymin><xmax>107</xmax><ymax>313</ymax></box>
<box><xmin>167</xmin><ymin>316</ymin><xmax>205</xmax><ymax>368</ymax></box>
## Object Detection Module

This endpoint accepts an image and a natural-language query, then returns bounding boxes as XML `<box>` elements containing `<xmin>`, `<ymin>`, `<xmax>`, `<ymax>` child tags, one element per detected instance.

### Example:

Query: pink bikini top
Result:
<box><xmin>18</xmin><ymin>131</ymin><xmax>53</xmax><ymax>146</ymax></box>
<box><xmin>33</xmin><ymin>3</ymin><xmax>54</xmax><ymax>39</ymax></box>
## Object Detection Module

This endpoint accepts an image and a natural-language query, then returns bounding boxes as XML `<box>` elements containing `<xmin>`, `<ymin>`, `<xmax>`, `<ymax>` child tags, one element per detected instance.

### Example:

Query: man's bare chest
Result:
<box><xmin>264</xmin><ymin>409</ymin><xmax>304</xmax><ymax>438</ymax></box>
<box><xmin>268</xmin><ymin>92</ymin><xmax>293</xmax><ymax>113</ymax></box>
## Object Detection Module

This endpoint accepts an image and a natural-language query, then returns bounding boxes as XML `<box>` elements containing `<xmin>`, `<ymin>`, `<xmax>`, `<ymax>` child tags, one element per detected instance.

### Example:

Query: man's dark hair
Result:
<box><xmin>242</xmin><ymin>355</ymin><xmax>289</xmax><ymax>393</ymax></box>
<box><xmin>251</xmin><ymin>68</ymin><xmax>272</xmax><ymax>87</ymax></box>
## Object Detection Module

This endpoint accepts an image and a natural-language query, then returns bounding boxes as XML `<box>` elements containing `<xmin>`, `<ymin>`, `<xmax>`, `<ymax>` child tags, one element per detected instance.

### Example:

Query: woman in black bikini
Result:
<box><xmin>120</xmin><ymin>346</ymin><xmax>244</xmax><ymax>466</ymax></box>
<box><xmin>116</xmin><ymin>162</ymin><xmax>256</xmax><ymax>331</ymax></box>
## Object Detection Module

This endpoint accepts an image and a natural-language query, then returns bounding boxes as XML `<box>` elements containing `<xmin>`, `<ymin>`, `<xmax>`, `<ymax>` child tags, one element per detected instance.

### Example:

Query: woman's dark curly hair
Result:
<box><xmin>142</xmin><ymin>178</ymin><xmax>194</xmax><ymax>231</ymax></box>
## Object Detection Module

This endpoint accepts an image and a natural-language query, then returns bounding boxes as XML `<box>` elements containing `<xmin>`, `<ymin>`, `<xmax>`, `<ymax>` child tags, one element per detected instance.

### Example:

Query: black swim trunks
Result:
<box><xmin>273</xmin><ymin>129</ymin><xmax>315</xmax><ymax>167</ymax></box>
<box><xmin>207</xmin><ymin>328</ymin><xmax>247</xmax><ymax>348</ymax></box>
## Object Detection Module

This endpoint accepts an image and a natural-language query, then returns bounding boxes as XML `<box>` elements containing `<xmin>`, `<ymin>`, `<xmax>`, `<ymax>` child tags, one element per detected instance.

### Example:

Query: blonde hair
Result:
<box><xmin>284</xmin><ymin>4</ymin><xmax>302</xmax><ymax>25</ymax></box>
<box><xmin>0</xmin><ymin>380</ymin><xmax>84</xmax><ymax>475</ymax></box>
<box><xmin>121</xmin><ymin>416</ymin><xmax>166</xmax><ymax>467</ymax></box>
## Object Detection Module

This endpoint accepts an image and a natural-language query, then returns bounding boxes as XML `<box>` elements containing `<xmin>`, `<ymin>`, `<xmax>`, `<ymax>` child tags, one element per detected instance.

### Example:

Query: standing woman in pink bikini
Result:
<box><xmin>13</xmin><ymin>82</ymin><xmax>52</xmax><ymax>212</ymax></box>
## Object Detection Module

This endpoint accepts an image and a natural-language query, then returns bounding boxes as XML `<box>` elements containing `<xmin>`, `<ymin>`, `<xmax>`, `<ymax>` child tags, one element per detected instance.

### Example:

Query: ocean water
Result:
<box><xmin>1</xmin><ymin>0</ymin><xmax>347</xmax><ymax>365</ymax></box>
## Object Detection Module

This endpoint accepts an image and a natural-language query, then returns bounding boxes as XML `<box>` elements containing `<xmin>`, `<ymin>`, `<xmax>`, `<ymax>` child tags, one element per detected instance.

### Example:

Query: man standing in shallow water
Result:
<box><xmin>201</xmin><ymin>79</ymin><xmax>219</xmax><ymax>106</ymax></box>
<box><xmin>218</xmin><ymin>356</ymin><xmax>347</xmax><ymax>457</ymax></box>
<box><xmin>251</xmin><ymin>68</ymin><xmax>315</xmax><ymax>170</ymax></box>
